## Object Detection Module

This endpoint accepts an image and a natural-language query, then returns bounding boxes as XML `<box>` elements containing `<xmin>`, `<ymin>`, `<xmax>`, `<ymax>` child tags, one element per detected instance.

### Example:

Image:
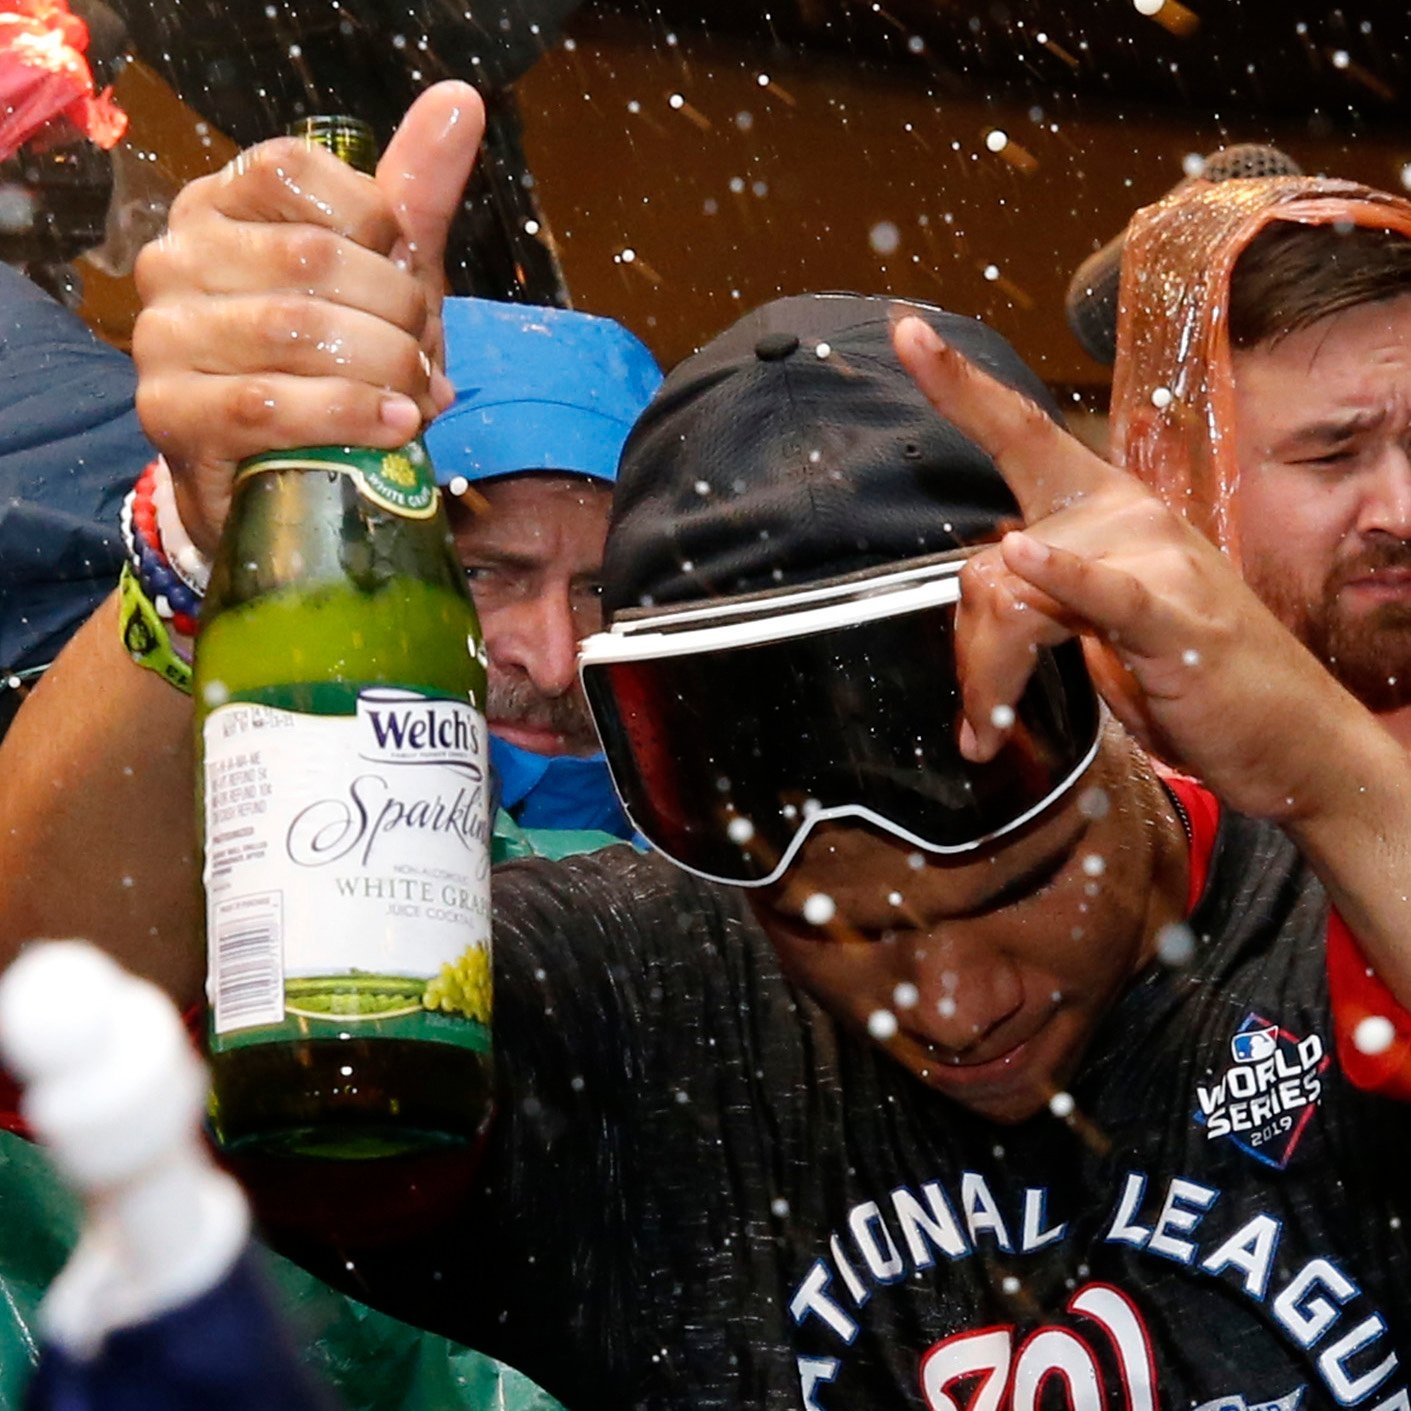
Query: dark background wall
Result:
<box><xmin>77</xmin><ymin>0</ymin><xmax>1411</xmax><ymax>408</ymax></box>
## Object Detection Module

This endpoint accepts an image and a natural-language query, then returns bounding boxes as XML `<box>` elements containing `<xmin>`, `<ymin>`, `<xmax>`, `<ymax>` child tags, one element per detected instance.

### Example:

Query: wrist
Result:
<box><xmin>170</xmin><ymin>463</ymin><xmax>223</xmax><ymax>562</ymax></box>
<box><xmin>1280</xmin><ymin>685</ymin><xmax>1410</xmax><ymax>839</ymax></box>
<box><xmin>152</xmin><ymin>455</ymin><xmax>212</xmax><ymax>595</ymax></box>
<box><xmin>117</xmin><ymin>564</ymin><xmax>193</xmax><ymax>694</ymax></box>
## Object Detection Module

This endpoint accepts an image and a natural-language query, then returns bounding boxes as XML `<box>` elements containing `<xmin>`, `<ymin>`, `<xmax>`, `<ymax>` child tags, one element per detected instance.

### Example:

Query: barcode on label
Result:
<box><xmin>212</xmin><ymin>891</ymin><xmax>285</xmax><ymax>1033</ymax></box>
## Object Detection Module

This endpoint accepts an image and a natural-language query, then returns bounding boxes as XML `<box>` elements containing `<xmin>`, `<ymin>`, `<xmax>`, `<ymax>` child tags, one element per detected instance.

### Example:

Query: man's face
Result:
<box><xmin>446</xmin><ymin>473</ymin><xmax>612</xmax><ymax>757</ymax></box>
<box><xmin>751</xmin><ymin>764</ymin><xmax>1161</xmax><ymax>1124</ymax></box>
<box><xmin>1231</xmin><ymin>292</ymin><xmax>1411</xmax><ymax>711</ymax></box>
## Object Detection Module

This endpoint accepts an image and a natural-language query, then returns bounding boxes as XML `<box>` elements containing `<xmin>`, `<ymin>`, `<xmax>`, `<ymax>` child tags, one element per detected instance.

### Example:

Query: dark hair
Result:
<box><xmin>1229</xmin><ymin>221</ymin><xmax>1411</xmax><ymax>349</ymax></box>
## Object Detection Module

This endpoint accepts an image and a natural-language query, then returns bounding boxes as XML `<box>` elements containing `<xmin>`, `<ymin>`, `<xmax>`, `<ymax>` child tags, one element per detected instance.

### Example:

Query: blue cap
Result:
<box><xmin>425</xmin><ymin>298</ymin><xmax>663</xmax><ymax>488</ymax></box>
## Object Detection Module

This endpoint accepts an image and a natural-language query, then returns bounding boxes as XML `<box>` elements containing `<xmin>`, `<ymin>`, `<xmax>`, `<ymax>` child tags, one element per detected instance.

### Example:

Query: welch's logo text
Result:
<box><xmin>357</xmin><ymin>689</ymin><xmax>481</xmax><ymax>770</ymax></box>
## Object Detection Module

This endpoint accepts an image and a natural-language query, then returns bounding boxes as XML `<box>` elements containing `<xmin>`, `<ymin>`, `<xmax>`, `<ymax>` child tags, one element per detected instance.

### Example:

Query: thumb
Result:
<box><xmin>377</xmin><ymin>81</ymin><xmax>486</xmax><ymax>310</ymax></box>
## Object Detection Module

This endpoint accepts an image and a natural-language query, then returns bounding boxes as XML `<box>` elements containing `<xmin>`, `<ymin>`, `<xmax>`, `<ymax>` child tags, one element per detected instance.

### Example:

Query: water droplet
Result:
<box><xmin>1002</xmin><ymin>1274</ymin><xmax>1022</xmax><ymax>1294</ymax></box>
<box><xmin>869</xmin><ymin>221</ymin><xmax>901</xmax><ymax>256</ymax></box>
<box><xmin>985</xmin><ymin>129</ymin><xmax>1009</xmax><ymax>153</ymax></box>
<box><xmin>814</xmin><ymin>342</ymin><xmax>832</xmax><ymax>359</ymax></box>
<box><xmin>771</xmin><ymin>1196</ymin><xmax>790</xmax><ymax>1217</ymax></box>
<box><xmin>867</xmin><ymin>1008</ymin><xmax>899</xmax><ymax>1040</ymax></box>
<box><xmin>1081</xmin><ymin>853</ymin><xmax>1106</xmax><ymax>878</ymax></box>
<box><xmin>983</xmin><ymin>264</ymin><xmax>1001</xmax><ymax>282</ymax></box>
<box><xmin>803</xmin><ymin>892</ymin><xmax>836</xmax><ymax>926</ymax></box>
<box><xmin>888</xmin><ymin>890</ymin><xmax>904</xmax><ymax>906</ymax></box>
<box><xmin>1078</xmin><ymin>786</ymin><xmax>1110</xmax><ymax>820</ymax></box>
<box><xmin>727</xmin><ymin>815</ymin><xmax>755</xmax><ymax>844</ymax></box>
<box><xmin>1182</xmin><ymin>648</ymin><xmax>1201</xmax><ymax>667</ymax></box>
<box><xmin>1156</xmin><ymin>921</ymin><xmax>1196</xmax><ymax>967</ymax></box>
<box><xmin>937</xmin><ymin>996</ymin><xmax>957</xmax><ymax>1019</ymax></box>
<box><xmin>990</xmin><ymin>703</ymin><xmax>1016</xmax><ymax>729</ymax></box>
<box><xmin>1048</xmin><ymin>1091</ymin><xmax>1075</xmax><ymax>1118</ymax></box>
<box><xmin>893</xmin><ymin>982</ymin><xmax>919</xmax><ymax>1009</ymax></box>
<box><xmin>1150</xmin><ymin>385</ymin><xmax>1173</xmax><ymax>409</ymax></box>
<box><xmin>1354</xmin><ymin>1014</ymin><xmax>1396</xmax><ymax>1056</ymax></box>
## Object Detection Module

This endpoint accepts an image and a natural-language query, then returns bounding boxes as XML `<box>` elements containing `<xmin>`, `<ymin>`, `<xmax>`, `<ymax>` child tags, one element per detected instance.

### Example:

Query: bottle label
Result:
<box><xmin>236</xmin><ymin>441</ymin><xmax>439</xmax><ymax>519</ymax></box>
<box><xmin>202</xmin><ymin>689</ymin><xmax>491</xmax><ymax>1055</ymax></box>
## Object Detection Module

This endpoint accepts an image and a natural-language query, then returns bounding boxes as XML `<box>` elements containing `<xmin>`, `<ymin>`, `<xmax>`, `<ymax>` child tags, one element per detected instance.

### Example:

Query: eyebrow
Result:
<box><xmin>1271</xmin><ymin>407</ymin><xmax>1389</xmax><ymax>457</ymax></box>
<box><xmin>461</xmin><ymin>545</ymin><xmax>548</xmax><ymax>571</ymax></box>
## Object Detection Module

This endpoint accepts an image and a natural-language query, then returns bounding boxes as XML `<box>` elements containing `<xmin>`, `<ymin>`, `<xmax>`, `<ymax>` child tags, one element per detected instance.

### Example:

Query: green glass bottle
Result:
<box><xmin>194</xmin><ymin>117</ymin><xmax>492</xmax><ymax>1199</ymax></box>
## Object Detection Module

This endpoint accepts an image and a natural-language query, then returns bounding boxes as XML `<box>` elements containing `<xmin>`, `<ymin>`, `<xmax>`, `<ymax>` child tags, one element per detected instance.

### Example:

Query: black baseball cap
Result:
<box><xmin>602</xmin><ymin>292</ymin><xmax>1063</xmax><ymax>618</ymax></box>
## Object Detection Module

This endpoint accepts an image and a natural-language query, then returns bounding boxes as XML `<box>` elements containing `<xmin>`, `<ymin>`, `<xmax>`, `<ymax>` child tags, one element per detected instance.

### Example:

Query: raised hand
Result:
<box><xmin>892</xmin><ymin>313</ymin><xmax>1366</xmax><ymax>827</ymax></box>
<box><xmin>132</xmin><ymin>81</ymin><xmax>485</xmax><ymax>554</ymax></box>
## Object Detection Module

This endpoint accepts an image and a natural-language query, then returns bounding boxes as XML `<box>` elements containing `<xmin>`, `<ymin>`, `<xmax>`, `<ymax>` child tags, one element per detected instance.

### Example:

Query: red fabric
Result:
<box><xmin>0</xmin><ymin>0</ymin><xmax>127</xmax><ymax>163</ymax></box>
<box><xmin>1326</xmin><ymin>909</ymin><xmax>1411</xmax><ymax>1101</ymax></box>
<box><xmin>0</xmin><ymin>1069</ymin><xmax>25</xmax><ymax>1138</ymax></box>
<box><xmin>1157</xmin><ymin>769</ymin><xmax>1221</xmax><ymax>916</ymax></box>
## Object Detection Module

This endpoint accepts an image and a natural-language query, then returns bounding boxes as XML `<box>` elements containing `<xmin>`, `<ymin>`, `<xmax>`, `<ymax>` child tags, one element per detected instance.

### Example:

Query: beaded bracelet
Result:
<box><xmin>123</xmin><ymin>462</ymin><xmax>202</xmax><ymax>641</ymax></box>
<box><xmin>117</xmin><ymin>563</ymin><xmax>193</xmax><ymax>695</ymax></box>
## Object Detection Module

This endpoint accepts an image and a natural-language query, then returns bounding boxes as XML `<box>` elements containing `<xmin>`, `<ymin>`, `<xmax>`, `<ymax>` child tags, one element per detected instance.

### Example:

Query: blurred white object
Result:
<box><xmin>0</xmin><ymin>941</ymin><xmax>248</xmax><ymax>1360</ymax></box>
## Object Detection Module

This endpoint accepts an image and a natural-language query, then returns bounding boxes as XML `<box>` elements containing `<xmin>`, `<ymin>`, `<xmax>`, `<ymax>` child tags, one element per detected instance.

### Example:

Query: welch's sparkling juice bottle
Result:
<box><xmin>194</xmin><ymin>118</ymin><xmax>492</xmax><ymax>1221</ymax></box>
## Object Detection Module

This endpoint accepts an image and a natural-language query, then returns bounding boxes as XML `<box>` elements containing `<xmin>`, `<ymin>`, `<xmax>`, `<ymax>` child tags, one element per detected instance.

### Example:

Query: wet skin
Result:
<box><xmin>1232</xmin><ymin>292</ymin><xmax>1411</xmax><ymax>715</ymax></box>
<box><xmin>445</xmin><ymin>472</ymin><xmax>612</xmax><ymax>756</ymax></box>
<box><xmin>752</xmin><ymin>738</ymin><xmax>1189</xmax><ymax>1124</ymax></box>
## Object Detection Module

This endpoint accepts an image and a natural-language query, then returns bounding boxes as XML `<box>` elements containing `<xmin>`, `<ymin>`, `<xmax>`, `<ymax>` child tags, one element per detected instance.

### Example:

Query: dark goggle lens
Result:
<box><xmin>583</xmin><ymin>604</ymin><xmax>1099</xmax><ymax>886</ymax></box>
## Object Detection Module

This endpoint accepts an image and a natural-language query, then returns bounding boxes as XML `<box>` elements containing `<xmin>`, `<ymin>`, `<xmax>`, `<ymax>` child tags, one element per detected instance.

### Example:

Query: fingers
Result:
<box><xmin>377</xmin><ymin>82</ymin><xmax>485</xmax><ymax>312</ymax></box>
<box><xmin>136</xmin><ymin>291</ymin><xmax>436</xmax><ymax>404</ymax></box>
<box><xmin>956</xmin><ymin>544</ymin><xmax>1077</xmax><ymax>761</ymax></box>
<box><xmin>958</xmin><ymin>529</ymin><xmax>1200</xmax><ymax>760</ymax></box>
<box><xmin>138</xmin><ymin>217</ymin><xmax>431</xmax><ymax>338</ymax></box>
<box><xmin>199</xmin><ymin>137</ymin><xmax>403</xmax><ymax>252</ymax></box>
<box><xmin>139</xmin><ymin>371</ymin><xmax>421</xmax><ymax>464</ymax></box>
<box><xmin>891</xmin><ymin>315</ymin><xmax>1115</xmax><ymax>522</ymax></box>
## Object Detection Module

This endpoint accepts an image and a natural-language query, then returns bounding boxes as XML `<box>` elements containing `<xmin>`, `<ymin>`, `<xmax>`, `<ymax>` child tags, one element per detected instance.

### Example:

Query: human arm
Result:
<box><xmin>0</xmin><ymin>84</ymin><xmax>486</xmax><ymax>1001</ymax></box>
<box><xmin>892</xmin><ymin>314</ymin><xmax>1411</xmax><ymax>1011</ymax></box>
<box><xmin>0</xmin><ymin>595</ymin><xmax>203</xmax><ymax>1003</ymax></box>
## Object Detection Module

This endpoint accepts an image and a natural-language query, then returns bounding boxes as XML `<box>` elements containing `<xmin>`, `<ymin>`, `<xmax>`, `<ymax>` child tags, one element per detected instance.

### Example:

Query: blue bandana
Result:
<box><xmin>489</xmin><ymin>734</ymin><xmax>634</xmax><ymax>838</ymax></box>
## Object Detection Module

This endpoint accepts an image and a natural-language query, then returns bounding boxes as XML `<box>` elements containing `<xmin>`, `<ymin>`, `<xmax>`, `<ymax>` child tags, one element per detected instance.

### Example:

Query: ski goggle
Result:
<box><xmin>579</xmin><ymin>553</ymin><xmax>1102</xmax><ymax>887</ymax></box>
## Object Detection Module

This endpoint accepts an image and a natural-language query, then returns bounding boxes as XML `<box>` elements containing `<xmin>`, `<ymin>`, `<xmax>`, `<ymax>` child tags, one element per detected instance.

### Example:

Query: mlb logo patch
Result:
<box><xmin>1231</xmin><ymin>1026</ymin><xmax>1277</xmax><ymax>1063</ymax></box>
